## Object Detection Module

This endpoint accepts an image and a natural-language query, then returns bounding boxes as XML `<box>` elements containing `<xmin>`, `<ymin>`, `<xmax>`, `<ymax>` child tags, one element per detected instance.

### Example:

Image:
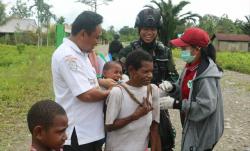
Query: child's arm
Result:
<box><xmin>106</xmin><ymin>98</ymin><xmax>152</xmax><ymax>132</ymax></box>
<box><xmin>150</xmin><ymin>121</ymin><xmax>161</xmax><ymax>151</ymax></box>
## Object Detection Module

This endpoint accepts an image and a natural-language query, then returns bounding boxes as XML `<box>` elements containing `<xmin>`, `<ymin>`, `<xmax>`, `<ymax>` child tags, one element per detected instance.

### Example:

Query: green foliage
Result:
<box><xmin>56</xmin><ymin>16</ymin><xmax>65</xmax><ymax>24</ymax></box>
<box><xmin>0</xmin><ymin>44</ymin><xmax>55</xmax><ymax>150</ymax></box>
<box><xmin>0</xmin><ymin>1</ymin><xmax>7</xmax><ymax>25</ymax></box>
<box><xmin>172</xmin><ymin>49</ymin><xmax>250</xmax><ymax>74</ymax></box>
<box><xmin>10</xmin><ymin>0</ymin><xmax>32</xmax><ymax>18</ymax></box>
<box><xmin>198</xmin><ymin>14</ymin><xmax>250</xmax><ymax>36</ymax></box>
<box><xmin>16</xmin><ymin>44</ymin><xmax>26</xmax><ymax>54</ymax></box>
<box><xmin>147</xmin><ymin>0</ymin><xmax>201</xmax><ymax>45</ymax></box>
<box><xmin>240</xmin><ymin>15</ymin><xmax>250</xmax><ymax>35</ymax></box>
<box><xmin>119</xmin><ymin>26</ymin><xmax>138</xmax><ymax>42</ymax></box>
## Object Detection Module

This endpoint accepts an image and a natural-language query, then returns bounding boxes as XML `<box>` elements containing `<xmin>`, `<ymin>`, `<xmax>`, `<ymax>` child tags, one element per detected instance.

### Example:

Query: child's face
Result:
<box><xmin>39</xmin><ymin>114</ymin><xmax>68</xmax><ymax>149</ymax></box>
<box><xmin>103</xmin><ymin>64</ymin><xmax>122</xmax><ymax>81</ymax></box>
<box><xmin>130</xmin><ymin>61</ymin><xmax>153</xmax><ymax>86</ymax></box>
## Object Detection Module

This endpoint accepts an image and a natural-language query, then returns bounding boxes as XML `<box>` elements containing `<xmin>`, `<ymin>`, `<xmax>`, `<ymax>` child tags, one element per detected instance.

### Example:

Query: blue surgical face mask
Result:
<box><xmin>180</xmin><ymin>50</ymin><xmax>195</xmax><ymax>63</ymax></box>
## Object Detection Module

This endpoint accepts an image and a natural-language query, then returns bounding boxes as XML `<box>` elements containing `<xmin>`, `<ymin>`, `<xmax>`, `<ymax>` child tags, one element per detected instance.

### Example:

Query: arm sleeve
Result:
<box><xmin>105</xmin><ymin>87</ymin><xmax>123</xmax><ymax>125</ymax></box>
<box><xmin>59</xmin><ymin>56</ymin><xmax>94</xmax><ymax>97</ymax></box>
<box><xmin>182</xmin><ymin>78</ymin><xmax>218</xmax><ymax>122</ymax></box>
<box><xmin>152</xmin><ymin>84</ymin><xmax>160</xmax><ymax>123</ymax></box>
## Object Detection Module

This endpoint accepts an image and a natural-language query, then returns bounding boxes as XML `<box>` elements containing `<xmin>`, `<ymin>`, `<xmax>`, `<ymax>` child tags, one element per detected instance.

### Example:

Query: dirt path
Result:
<box><xmin>170</xmin><ymin>59</ymin><xmax>250</xmax><ymax>151</ymax></box>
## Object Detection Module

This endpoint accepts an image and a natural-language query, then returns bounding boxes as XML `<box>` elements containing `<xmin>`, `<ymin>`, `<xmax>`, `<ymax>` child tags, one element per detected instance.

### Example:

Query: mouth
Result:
<box><xmin>144</xmin><ymin>36</ymin><xmax>153</xmax><ymax>41</ymax></box>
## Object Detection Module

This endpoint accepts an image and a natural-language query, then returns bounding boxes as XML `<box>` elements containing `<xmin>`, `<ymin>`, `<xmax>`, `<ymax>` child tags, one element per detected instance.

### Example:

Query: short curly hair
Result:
<box><xmin>125</xmin><ymin>50</ymin><xmax>153</xmax><ymax>71</ymax></box>
<box><xmin>27</xmin><ymin>99</ymin><xmax>66</xmax><ymax>133</ymax></box>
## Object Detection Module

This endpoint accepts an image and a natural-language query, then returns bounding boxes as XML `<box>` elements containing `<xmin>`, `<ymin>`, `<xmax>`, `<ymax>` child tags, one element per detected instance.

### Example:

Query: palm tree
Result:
<box><xmin>241</xmin><ymin>15</ymin><xmax>250</xmax><ymax>35</ymax></box>
<box><xmin>146</xmin><ymin>0</ymin><xmax>201</xmax><ymax>46</ymax></box>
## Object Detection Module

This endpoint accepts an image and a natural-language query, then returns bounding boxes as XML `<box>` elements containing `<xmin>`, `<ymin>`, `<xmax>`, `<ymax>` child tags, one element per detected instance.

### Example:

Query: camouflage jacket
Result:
<box><xmin>118</xmin><ymin>40</ymin><xmax>179</xmax><ymax>84</ymax></box>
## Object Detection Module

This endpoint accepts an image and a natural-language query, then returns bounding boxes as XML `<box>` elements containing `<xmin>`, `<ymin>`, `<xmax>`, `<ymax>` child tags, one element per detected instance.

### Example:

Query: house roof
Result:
<box><xmin>0</xmin><ymin>18</ymin><xmax>37</xmax><ymax>33</ymax></box>
<box><xmin>212</xmin><ymin>33</ymin><xmax>250</xmax><ymax>42</ymax></box>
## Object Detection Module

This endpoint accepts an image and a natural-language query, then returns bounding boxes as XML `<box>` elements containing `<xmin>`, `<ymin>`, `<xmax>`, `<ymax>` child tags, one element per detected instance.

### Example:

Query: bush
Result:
<box><xmin>16</xmin><ymin>44</ymin><xmax>25</xmax><ymax>54</ymax></box>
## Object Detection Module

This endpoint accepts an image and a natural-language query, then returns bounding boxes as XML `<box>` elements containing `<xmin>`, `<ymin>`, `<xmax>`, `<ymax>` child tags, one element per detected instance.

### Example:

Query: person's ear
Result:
<box><xmin>128</xmin><ymin>66</ymin><xmax>136</xmax><ymax>77</ymax></box>
<box><xmin>33</xmin><ymin>125</ymin><xmax>45</xmax><ymax>141</ymax></box>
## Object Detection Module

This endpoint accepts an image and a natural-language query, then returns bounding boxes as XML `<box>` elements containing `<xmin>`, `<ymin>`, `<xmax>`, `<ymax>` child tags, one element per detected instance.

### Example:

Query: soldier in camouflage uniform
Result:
<box><xmin>118</xmin><ymin>8</ymin><xmax>179</xmax><ymax>151</ymax></box>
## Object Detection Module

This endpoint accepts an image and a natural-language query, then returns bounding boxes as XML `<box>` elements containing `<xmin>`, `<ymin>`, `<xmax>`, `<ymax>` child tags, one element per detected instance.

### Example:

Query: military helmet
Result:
<box><xmin>134</xmin><ymin>8</ymin><xmax>162</xmax><ymax>29</ymax></box>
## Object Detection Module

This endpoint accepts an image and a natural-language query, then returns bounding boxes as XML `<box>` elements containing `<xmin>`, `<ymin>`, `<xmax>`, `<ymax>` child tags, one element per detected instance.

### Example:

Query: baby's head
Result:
<box><xmin>27</xmin><ymin>100</ymin><xmax>68</xmax><ymax>150</ymax></box>
<box><xmin>103</xmin><ymin>61</ymin><xmax>122</xmax><ymax>81</ymax></box>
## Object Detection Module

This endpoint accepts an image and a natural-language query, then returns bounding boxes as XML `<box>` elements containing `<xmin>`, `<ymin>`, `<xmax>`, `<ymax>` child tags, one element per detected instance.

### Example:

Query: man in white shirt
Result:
<box><xmin>51</xmin><ymin>11</ymin><xmax>111</xmax><ymax>151</ymax></box>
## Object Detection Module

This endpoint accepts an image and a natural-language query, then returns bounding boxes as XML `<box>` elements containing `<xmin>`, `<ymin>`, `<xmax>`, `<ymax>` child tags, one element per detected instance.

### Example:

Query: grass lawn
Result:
<box><xmin>0</xmin><ymin>44</ymin><xmax>55</xmax><ymax>150</ymax></box>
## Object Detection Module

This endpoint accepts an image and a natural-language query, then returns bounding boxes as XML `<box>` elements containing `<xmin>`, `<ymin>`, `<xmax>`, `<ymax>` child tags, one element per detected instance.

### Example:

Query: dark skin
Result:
<box><xmin>32</xmin><ymin>114</ymin><xmax>68</xmax><ymax>151</ymax></box>
<box><xmin>105</xmin><ymin>61</ymin><xmax>161</xmax><ymax>151</ymax></box>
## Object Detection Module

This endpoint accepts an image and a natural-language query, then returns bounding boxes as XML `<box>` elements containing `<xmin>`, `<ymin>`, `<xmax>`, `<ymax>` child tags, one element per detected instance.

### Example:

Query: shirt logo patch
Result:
<box><xmin>64</xmin><ymin>55</ymin><xmax>80</xmax><ymax>71</ymax></box>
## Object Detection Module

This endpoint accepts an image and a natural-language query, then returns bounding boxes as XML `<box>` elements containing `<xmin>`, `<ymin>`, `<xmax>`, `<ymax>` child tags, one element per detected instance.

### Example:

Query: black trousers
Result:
<box><xmin>63</xmin><ymin>128</ymin><xmax>103</xmax><ymax>151</ymax></box>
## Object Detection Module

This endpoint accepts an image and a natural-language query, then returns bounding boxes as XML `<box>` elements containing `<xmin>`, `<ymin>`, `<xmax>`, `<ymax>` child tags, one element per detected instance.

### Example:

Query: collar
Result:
<box><xmin>185</xmin><ymin>59</ymin><xmax>201</xmax><ymax>71</ymax></box>
<box><xmin>63</xmin><ymin>38</ymin><xmax>88</xmax><ymax>57</ymax></box>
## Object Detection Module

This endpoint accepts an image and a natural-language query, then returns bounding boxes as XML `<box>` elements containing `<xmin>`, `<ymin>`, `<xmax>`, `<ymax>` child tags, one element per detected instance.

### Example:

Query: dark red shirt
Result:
<box><xmin>181</xmin><ymin>60</ymin><xmax>200</xmax><ymax>100</ymax></box>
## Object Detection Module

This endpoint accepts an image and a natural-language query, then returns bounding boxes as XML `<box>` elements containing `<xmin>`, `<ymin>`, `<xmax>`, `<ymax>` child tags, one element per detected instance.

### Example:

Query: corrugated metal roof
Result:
<box><xmin>213</xmin><ymin>33</ymin><xmax>250</xmax><ymax>42</ymax></box>
<box><xmin>0</xmin><ymin>18</ymin><xmax>37</xmax><ymax>33</ymax></box>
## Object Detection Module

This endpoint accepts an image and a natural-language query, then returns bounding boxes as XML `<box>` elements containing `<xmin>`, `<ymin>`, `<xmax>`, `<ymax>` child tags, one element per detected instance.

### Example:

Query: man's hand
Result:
<box><xmin>98</xmin><ymin>78</ymin><xmax>117</xmax><ymax>89</ymax></box>
<box><xmin>159</xmin><ymin>96</ymin><xmax>175</xmax><ymax>110</ymax></box>
<box><xmin>159</xmin><ymin>80</ymin><xmax>173</xmax><ymax>92</ymax></box>
<box><xmin>132</xmin><ymin>97</ymin><xmax>153</xmax><ymax>120</ymax></box>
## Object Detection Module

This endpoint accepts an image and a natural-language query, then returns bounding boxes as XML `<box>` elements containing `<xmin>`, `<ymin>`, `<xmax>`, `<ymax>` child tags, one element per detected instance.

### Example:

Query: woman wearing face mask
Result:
<box><xmin>159</xmin><ymin>27</ymin><xmax>224</xmax><ymax>151</ymax></box>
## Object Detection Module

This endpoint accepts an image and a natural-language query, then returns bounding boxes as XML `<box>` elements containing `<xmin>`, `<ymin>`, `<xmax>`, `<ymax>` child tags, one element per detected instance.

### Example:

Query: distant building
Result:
<box><xmin>212</xmin><ymin>33</ymin><xmax>250</xmax><ymax>52</ymax></box>
<box><xmin>0</xmin><ymin>18</ymin><xmax>37</xmax><ymax>36</ymax></box>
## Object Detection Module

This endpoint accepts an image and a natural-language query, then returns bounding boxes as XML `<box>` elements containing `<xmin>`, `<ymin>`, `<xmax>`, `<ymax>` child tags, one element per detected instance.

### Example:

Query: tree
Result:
<box><xmin>40</xmin><ymin>3</ymin><xmax>56</xmax><ymax>46</ymax></box>
<box><xmin>147</xmin><ymin>0</ymin><xmax>200</xmax><ymax>45</ymax></box>
<box><xmin>76</xmin><ymin>0</ymin><xmax>113</xmax><ymax>12</ymax></box>
<box><xmin>10</xmin><ymin>0</ymin><xmax>32</xmax><ymax>18</ymax></box>
<box><xmin>199</xmin><ymin>14</ymin><xmax>220</xmax><ymax>36</ymax></box>
<box><xmin>216</xmin><ymin>14</ymin><xmax>237</xmax><ymax>34</ymax></box>
<box><xmin>30</xmin><ymin>0</ymin><xmax>55</xmax><ymax>47</ymax></box>
<box><xmin>240</xmin><ymin>15</ymin><xmax>250</xmax><ymax>35</ymax></box>
<box><xmin>119</xmin><ymin>26</ymin><xmax>138</xmax><ymax>42</ymax></box>
<box><xmin>0</xmin><ymin>1</ymin><xmax>7</xmax><ymax>25</ymax></box>
<box><xmin>56</xmin><ymin>16</ymin><xmax>65</xmax><ymax>24</ymax></box>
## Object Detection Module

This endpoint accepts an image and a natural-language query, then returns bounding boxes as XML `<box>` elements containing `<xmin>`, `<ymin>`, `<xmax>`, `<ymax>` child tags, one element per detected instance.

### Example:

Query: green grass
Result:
<box><xmin>0</xmin><ymin>44</ymin><xmax>55</xmax><ymax>150</ymax></box>
<box><xmin>172</xmin><ymin>49</ymin><xmax>250</xmax><ymax>74</ymax></box>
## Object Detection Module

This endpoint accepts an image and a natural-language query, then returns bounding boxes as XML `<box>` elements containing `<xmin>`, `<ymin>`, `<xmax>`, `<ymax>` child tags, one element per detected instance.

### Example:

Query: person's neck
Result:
<box><xmin>69</xmin><ymin>36</ymin><xmax>84</xmax><ymax>52</ymax></box>
<box><xmin>139</xmin><ymin>38</ymin><xmax>156</xmax><ymax>50</ymax></box>
<box><xmin>126</xmin><ymin>80</ymin><xmax>143</xmax><ymax>87</ymax></box>
<box><xmin>32</xmin><ymin>139</ymin><xmax>52</xmax><ymax>151</ymax></box>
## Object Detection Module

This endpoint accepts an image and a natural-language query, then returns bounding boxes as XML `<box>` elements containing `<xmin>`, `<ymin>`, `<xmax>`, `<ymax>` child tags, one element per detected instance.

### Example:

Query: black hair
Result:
<box><xmin>27</xmin><ymin>99</ymin><xmax>66</xmax><ymax>134</ymax></box>
<box><xmin>103</xmin><ymin>61</ymin><xmax>121</xmax><ymax>72</ymax></box>
<box><xmin>71</xmin><ymin>11</ymin><xmax>103</xmax><ymax>36</ymax></box>
<box><xmin>125</xmin><ymin>50</ymin><xmax>153</xmax><ymax>71</ymax></box>
<box><xmin>200</xmin><ymin>43</ymin><xmax>223</xmax><ymax>72</ymax></box>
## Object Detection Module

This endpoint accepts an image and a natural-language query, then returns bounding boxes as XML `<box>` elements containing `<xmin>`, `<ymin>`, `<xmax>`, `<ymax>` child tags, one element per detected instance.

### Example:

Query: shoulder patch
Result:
<box><xmin>64</xmin><ymin>55</ymin><xmax>80</xmax><ymax>71</ymax></box>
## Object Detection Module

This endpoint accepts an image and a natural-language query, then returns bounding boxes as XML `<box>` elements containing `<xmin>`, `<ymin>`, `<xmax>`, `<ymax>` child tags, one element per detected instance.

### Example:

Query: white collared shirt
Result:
<box><xmin>51</xmin><ymin>38</ymin><xmax>104</xmax><ymax>145</ymax></box>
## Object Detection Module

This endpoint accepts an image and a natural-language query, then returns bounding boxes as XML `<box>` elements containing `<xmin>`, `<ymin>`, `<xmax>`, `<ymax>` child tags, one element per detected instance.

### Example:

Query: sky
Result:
<box><xmin>2</xmin><ymin>0</ymin><xmax>250</xmax><ymax>30</ymax></box>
